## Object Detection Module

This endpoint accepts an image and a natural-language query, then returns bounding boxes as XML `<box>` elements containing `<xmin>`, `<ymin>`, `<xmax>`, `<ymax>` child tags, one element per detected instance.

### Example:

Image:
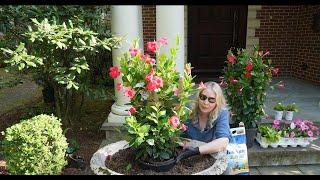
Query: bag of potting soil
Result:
<box><xmin>226</xmin><ymin>125</ymin><xmax>250</xmax><ymax>175</ymax></box>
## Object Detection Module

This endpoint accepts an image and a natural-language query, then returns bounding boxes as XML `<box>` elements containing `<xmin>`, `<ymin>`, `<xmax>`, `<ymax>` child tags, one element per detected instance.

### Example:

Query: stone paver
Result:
<box><xmin>249</xmin><ymin>167</ymin><xmax>260</xmax><ymax>175</ymax></box>
<box><xmin>297</xmin><ymin>165</ymin><xmax>320</xmax><ymax>175</ymax></box>
<box><xmin>256</xmin><ymin>166</ymin><xmax>303</xmax><ymax>175</ymax></box>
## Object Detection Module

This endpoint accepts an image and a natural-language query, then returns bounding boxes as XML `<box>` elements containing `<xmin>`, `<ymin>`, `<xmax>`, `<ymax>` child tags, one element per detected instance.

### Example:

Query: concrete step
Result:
<box><xmin>248</xmin><ymin>138</ymin><xmax>320</xmax><ymax>166</ymax></box>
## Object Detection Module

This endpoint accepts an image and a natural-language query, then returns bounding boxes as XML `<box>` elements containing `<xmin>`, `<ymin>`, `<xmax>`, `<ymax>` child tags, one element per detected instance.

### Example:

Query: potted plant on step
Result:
<box><xmin>273</xmin><ymin>102</ymin><xmax>285</xmax><ymax>120</ymax></box>
<box><xmin>285</xmin><ymin>103</ymin><xmax>299</xmax><ymax>121</ymax></box>
<box><xmin>256</xmin><ymin>124</ymin><xmax>282</xmax><ymax>148</ymax></box>
<box><xmin>222</xmin><ymin>46</ymin><xmax>279</xmax><ymax>148</ymax></box>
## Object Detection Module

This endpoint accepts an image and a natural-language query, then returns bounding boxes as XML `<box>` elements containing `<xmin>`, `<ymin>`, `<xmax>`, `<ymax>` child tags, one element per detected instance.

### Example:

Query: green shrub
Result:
<box><xmin>2</xmin><ymin>114</ymin><xmax>68</xmax><ymax>175</ymax></box>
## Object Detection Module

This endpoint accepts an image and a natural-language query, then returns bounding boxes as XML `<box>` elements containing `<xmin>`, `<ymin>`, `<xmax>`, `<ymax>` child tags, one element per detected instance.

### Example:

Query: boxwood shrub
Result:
<box><xmin>2</xmin><ymin>114</ymin><xmax>68</xmax><ymax>175</ymax></box>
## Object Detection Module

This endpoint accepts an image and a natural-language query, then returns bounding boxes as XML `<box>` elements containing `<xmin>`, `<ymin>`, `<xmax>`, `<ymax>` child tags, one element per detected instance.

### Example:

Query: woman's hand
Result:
<box><xmin>175</xmin><ymin>146</ymin><xmax>200</xmax><ymax>164</ymax></box>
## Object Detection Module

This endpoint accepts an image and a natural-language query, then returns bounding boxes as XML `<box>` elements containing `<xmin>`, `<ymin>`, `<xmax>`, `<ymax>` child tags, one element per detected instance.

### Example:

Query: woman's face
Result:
<box><xmin>198</xmin><ymin>89</ymin><xmax>217</xmax><ymax>114</ymax></box>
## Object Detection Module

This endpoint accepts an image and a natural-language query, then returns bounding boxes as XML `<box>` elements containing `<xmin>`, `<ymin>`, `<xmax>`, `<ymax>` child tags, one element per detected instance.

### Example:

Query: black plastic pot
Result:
<box><xmin>137</xmin><ymin>158</ymin><xmax>176</xmax><ymax>172</ymax></box>
<box><xmin>245</xmin><ymin>128</ymin><xmax>257</xmax><ymax>148</ymax></box>
<box><xmin>66</xmin><ymin>154</ymin><xmax>86</xmax><ymax>170</ymax></box>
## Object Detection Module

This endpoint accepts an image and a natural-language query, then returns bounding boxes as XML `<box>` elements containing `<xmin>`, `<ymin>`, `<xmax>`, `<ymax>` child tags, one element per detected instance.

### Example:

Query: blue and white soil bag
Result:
<box><xmin>226</xmin><ymin>126</ymin><xmax>250</xmax><ymax>175</ymax></box>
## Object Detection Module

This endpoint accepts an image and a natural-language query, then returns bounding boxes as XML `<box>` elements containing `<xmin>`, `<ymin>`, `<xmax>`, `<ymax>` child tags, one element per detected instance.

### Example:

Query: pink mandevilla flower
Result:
<box><xmin>116</xmin><ymin>82</ymin><xmax>123</xmax><ymax>91</ymax></box>
<box><xmin>198</xmin><ymin>81</ymin><xmax>207</xmax><ymax>90</ymax></box>
<box><xmin>153</xmin><ymin>76</ymin><xmax>163</xmax><ymax>88</ymax></box>
<box><xmin>124</xmin><ymin>87</ymin><xmax>136</xmax><ymax>99</ymax></box>
<box><xmin>129</xmin><ymin>47</ymin><xmax>140</xmax><ymax>57</ymax></box>
<box><xmin>245</xmin><ymin>71</ymin><xmax>252</xmax><ymax>78</ymax></box>
<box><xmin>147</xmin><ymin>41</ymin><xmax>158</xmax><ymax>53</ymax></box>
<box><xmin>227</xmin><ymin>54</ymin><xmax>236</xmax><ymax>64</ymax></box>
<box><xmin>109</xmin><ymin>66</ymin><xmax>121</xmax><ymax>79</ymax></box>
<box><xmin>245</xmin><ymin>61</ymin><xmax>253</xmax><ymax>72</ymax></box>
<box><xmin>173</xmin><ymin>87</ymin><xmax>179</xmax><ymax>96</ymax></box>
<box><xmin>146</xmin><ymin>81</ymin><xmax>158</xmax><ymax>92</ymax></box>
<box><xmin>181</xmin><ymin>124</ymin><xmax>187</xmax><ymax>132</ymax></box>
<box><xmin>158</xmin><ymin>37</ymin><xmax>168</xmax><ymax>45</ymax></box>
<box><xmin>129</xmin><ymin>106</ymin><xmax>136</xmax><ymax>115</ymax></box>
<box><xmin>145</xmin><ymin>69</ymin><xmax>154</xmax><ymax>82</ymax></box>
<box><xmin>169</xmin><ymin>116</ymin><xmax>180</xmax><ymax>128</ymax></box>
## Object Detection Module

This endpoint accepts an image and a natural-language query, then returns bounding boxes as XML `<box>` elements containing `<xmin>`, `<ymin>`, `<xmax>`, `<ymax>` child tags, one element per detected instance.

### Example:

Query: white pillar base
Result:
<box><xmin>107</xmin><ymin>103</ymin><xmax>131</xmax><ymax>124</ymax></box>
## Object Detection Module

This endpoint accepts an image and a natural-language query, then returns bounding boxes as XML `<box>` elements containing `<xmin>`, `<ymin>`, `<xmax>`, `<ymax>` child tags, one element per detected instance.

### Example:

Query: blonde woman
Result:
<box><xmin>176</xmin><ymin>81</ymin><xmax>231</xmax><ymax>164</ymax></box>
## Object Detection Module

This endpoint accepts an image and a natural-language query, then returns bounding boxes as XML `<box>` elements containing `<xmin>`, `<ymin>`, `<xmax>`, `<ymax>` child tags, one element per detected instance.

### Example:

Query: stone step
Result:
<box><xmin>248</xmin><ymin>138</ymin><xmax>320</xmax><ymax>166</ymax></box>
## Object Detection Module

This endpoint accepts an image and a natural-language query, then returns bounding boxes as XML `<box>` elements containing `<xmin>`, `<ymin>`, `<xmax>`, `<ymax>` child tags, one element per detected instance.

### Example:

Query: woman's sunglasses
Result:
<box><xmin>199</xmin><ymin>94</ymin><xmax>216</xmax><ymax>103</ymax></box>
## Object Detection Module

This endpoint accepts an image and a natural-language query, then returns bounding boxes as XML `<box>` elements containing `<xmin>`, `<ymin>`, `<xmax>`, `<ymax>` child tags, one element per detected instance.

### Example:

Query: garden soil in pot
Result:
<box><xmin>105</xmin><ymin>148</ymin><xmax>215</xmax><ymax>175</ymax></box>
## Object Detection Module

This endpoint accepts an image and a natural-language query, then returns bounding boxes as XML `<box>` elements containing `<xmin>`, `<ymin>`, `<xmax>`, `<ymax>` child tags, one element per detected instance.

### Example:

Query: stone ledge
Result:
<box><xmin>248</xmin><ymin>138</ymin><xmax>320</xmax><ymax>166</ymax></box>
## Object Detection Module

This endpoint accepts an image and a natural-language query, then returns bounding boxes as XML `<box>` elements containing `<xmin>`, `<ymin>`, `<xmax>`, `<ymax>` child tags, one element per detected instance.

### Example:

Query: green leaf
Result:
<box><xmin>66</xmin><ymin>82</ymin><xmax>73</xmax><ymax>89</ymax></box>
<box><xmin>146</xmin><ymin>139</ymin><xmax>154</xmax><ymax>146</ymax></box>
<box><xmin>159</xmin><ymin>151</ymin><xmax>170</xmax><ymax>160</ymax></box>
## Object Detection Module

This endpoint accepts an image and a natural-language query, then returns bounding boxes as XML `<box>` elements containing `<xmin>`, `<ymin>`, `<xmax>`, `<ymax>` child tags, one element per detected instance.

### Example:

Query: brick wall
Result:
<box><xmin>142</xmin><ymin>5</ymin><xmax>156</xmax><ymax>53</ymax></box>
<box><xmin>293</xmin><ymin>5</ymin><xmax>320</xmax><ymax>85</ymax></box>
<box><xmin>256</xmin><ymin>5</ymin><xmax>320</xmax><ymax>85</ymax></box>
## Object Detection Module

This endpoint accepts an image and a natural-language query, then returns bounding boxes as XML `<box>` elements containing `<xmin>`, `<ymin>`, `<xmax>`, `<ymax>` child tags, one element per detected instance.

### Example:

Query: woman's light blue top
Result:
<box><xmin>183</xmin><ymin>108</ymin><xmax>232</xmax><ymax>143</ymax></box>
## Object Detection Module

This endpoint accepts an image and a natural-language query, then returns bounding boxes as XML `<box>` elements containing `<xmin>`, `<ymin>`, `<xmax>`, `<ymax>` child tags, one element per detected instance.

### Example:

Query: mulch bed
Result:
<box><xmin>105</xmin><ymin>147</ymin><xmax>215</xmax><ymax>175</ymax></box>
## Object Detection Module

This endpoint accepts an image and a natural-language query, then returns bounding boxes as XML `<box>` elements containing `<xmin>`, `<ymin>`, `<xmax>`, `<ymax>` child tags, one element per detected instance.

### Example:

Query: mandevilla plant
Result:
<box><xmin>109</xmin><ymin>36</ymin><xmax>196</xmax><ymax>162</ymax></box>
<box><xmin>222</xmin><ymin>46</ymin><xmax>279</xmax><ymax>128</ymax></box>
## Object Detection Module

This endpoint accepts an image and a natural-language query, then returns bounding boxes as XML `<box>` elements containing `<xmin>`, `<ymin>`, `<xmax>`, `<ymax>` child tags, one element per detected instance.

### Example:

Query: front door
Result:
<box><xmin>188</xmin><ymin>5</ymin><xmax>248</xmax><ymax>82</ymax></box>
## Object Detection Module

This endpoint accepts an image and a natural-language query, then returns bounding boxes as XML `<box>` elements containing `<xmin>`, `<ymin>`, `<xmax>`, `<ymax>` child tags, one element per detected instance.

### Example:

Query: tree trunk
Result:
<box><xmin>53</xmin><ymin>84</ymin><xmax>84</xmax><ymax>126</ymax></box>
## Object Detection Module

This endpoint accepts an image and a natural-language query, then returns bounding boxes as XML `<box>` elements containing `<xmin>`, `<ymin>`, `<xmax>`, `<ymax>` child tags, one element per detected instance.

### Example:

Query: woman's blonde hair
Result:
<box><xmin>191</xmin><ymin>81</ymin><xmax>226</xmax><ymax>128</ymax></box>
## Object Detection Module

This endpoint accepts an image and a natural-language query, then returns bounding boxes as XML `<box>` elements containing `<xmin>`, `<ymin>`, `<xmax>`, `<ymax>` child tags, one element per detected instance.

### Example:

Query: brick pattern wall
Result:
<box><xmin>293</xmin><ymin>5</ymin><xmax>320</xmax><ymax>84</ymax></box>
<box><xmin>142</xmin><ymin>5</ymin><xmax>156</xmax><ymax>53</ymax></box>
<box><xmin>256</xmin><ymin>5</ymin><xmax>320</xmax><ymax>85</ymax></box>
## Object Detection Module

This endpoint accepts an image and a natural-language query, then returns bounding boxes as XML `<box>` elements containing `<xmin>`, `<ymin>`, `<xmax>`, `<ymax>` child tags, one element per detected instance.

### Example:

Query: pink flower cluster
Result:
<box><xmin>272</xmin><ymin>119</ymin><xmax>320</xmax><ymax>138</ymax></box>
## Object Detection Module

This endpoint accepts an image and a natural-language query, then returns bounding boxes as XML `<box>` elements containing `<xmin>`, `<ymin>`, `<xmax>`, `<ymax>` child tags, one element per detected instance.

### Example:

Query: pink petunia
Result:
<box><xmin>227</xmin><ymin>54</ymin><xmax>236</xmax><ymax>64</ymax></box>
<box><xmin>289</xmin><ymin>132</ymin><xmax>295</xmax><ymax>138</ymax></box>
<box><xmin>273</xmin><ymin>120</ymin><xmax>280</xmax><ymax>126</ymax></box>
<box><xmin>157</xmin><ymin>37</ymin><xmax>168</xmax><ymax>46</ymax></box>
<box><xmin>124</xmin><ymin>87</ymin><xmax>136</xmax><ymax>99</ymax></box>
<box><xmin>147</xmin><ymin>41</ymin><xmax>158</xmax><ymax>53</ymax></box>
<box><xmin>115</xmin><ymin>82</ymin><xmax>123</xmax><ymax>91</ymax></box>
<box><xmin>109</xmin><ymin>66</ymin><xmax>121</xmax><ymax>79</ymax></box>
<box><xmin>307</xmin><ymin>130</ymin><xmax>313</xmax><ymax>137</ymax></box>
<box><xmin>198</xmin><ymin>81</ymin><xmax>207</xmax><ymax>90</ymax></box>
<box><xmin>168</xmin><ymin>116</ymin><xmax>180</xmax><ymax>128</ymax></box>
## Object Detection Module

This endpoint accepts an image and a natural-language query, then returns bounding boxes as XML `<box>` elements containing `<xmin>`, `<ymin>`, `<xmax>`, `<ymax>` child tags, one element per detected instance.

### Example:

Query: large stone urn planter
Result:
<box><xmin>90</xmin><ymin>140</ymin><xmax>228</xmax><ymax>175</ymax></box>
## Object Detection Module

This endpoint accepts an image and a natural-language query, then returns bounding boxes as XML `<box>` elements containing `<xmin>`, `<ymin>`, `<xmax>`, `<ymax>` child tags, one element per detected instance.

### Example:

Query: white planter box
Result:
<box><xmin>256</xmin><ymin>133</ymin><xmax>316</xmax><ymax>148</ymax></box>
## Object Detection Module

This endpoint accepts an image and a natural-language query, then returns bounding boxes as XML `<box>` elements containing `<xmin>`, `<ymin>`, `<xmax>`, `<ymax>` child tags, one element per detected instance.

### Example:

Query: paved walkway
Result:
<box><xmin>0</xmin><ymin>69</ymin><xmax>42</xmax><ymax>116</ymax></box>
<box><xmin>264</xmin><ymin>78</ymin><xmax>320</xmax><ymax>123</ymax></box>
<box><xmin>250</xmin><ymin>164</ymin><xmax>320</xmax><ymax>175</ymax></box>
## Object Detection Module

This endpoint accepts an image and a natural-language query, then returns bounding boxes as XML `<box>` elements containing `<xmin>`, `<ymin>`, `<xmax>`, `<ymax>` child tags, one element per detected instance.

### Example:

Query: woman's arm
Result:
<box><xmin>199</xmin><ymin>137</ymin><xmax>229</xmax><ymax>154</ymax></box>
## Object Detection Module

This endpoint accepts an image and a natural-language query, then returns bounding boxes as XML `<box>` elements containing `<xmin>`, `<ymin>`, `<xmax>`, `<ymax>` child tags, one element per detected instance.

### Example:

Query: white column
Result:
<box><xmin>156</xmin><ymin>6</ymin><xmax>185</xmax><ymax>75</ymax></box>
<box><xmin>108</xmin><ymin>5</ymin><xmax>143</xmax><ymax>124</ymax></box>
